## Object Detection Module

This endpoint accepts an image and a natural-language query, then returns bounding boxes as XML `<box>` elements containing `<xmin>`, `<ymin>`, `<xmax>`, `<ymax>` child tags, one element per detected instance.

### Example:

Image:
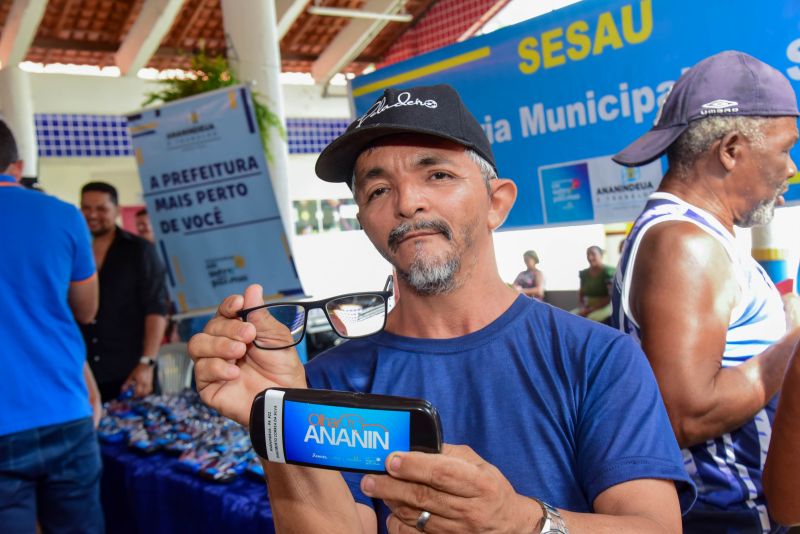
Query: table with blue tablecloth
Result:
<box><xmin>101</xmin><ymin>442</ymin><xmax>276</xmax><ymax>534</ymax></box>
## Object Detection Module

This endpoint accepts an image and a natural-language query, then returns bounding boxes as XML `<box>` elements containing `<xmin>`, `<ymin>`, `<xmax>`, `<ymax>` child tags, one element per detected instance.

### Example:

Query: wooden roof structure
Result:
<box><xmin>0</xmin><ymin>0</ymin><xmax>448</xmax><ymax>79</ymax></box>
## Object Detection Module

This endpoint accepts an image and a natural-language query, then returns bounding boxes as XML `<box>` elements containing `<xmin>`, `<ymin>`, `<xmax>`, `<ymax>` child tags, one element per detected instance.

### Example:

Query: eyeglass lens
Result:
<box><xmin>247</xmin><ymin>305</ymin><xmax>306</xmax><ymax>349</ymax></box>
<box><xmin>324</xmin><ymin>295</ymin><xmax>387</xmax><ymax>337</ymax></box>
<box><xmin>245</xmin><ymin>294</ymin><xmax>388</xmax><ymax>350</ymax></box>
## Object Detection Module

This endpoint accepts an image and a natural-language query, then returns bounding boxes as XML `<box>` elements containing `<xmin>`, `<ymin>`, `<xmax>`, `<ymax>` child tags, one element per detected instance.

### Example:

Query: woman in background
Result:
<box><xmin>512</xmin><ymin>250</ymin><xmax>545</xmax><ymax>300</ymax></box>
<box><xmin>574</xmin><ymin>246</ymin><xmax>614</xmax><ymax>323</ymax></box>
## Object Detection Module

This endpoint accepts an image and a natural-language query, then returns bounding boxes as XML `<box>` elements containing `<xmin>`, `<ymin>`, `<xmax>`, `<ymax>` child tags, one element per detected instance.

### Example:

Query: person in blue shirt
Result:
<box><xmin>189</xmin><ymin>85</ymin><xmax>694</xmax><ymax>534</ymax></box>
<box><xmin>0</xmin><ymin>120</ymin><xmax>104</xmax><ymax>532</ymax></box>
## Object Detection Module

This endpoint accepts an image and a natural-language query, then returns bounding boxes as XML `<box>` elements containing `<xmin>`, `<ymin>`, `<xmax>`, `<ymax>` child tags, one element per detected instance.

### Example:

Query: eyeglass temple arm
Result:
<box><xmin>384</xmin><ymin>274</ymin><xmax>394</xmax><ymax>293</ymax></box>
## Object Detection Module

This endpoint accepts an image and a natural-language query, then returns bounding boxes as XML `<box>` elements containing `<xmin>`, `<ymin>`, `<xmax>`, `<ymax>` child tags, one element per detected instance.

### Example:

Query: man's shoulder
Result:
<box><xmin>637</xmin><ymin>219</ymin><xmax>729</xmax><ymax>266</ymax></box>
<box><xmin>13</xmin><ymin>189</ymin><xmax>77</xmax><ymax>213</ymax></box>
<box><xmin>8</xmin><ymin>191</ymin><xmax>85</xmax><ymax>230</ymax></box>
<box><xmin>115</xmin><ymin>228</ymin><xmax>156</xmax><ymax>252</ymax></box>
<box><xmin>553</xmin><ymin>303</ymin><xmax>629</xmax><ymax>338</ymax></box>
<box><xmin>117</xmin><ymin>227</ymin><xmax>147</xmax><ymax>243</ymax></box>
<box><xmin>513</xmin><ymin>298</ymin><xmax>636</xmax><ymax>358</ymax></box>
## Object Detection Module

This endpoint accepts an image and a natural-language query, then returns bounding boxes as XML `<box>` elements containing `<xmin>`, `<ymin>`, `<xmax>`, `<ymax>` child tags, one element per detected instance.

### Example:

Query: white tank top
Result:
<box><xmin>612</xmin><ymin>192</ymin><xmax>786</xmax><ymax>532</ymax></box>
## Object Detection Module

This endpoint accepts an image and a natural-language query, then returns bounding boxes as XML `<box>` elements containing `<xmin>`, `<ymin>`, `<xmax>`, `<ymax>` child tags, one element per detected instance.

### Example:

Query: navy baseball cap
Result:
<box><xmin>315</xmin><ymin>84</ymin><xmax>497</xmax><ymax>185</ymax></box>
<box><xmin>613</xmin><ymin>50</ymin><xmax>800</xmax><ymax>167</ymax></box>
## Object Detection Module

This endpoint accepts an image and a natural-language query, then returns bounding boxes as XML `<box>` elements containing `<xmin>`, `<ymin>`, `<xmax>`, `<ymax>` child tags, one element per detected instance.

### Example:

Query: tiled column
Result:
<box><xmin>0</xmin><ymin>66</ymin><xmax>37</xmax><ymax>176</ymax></box>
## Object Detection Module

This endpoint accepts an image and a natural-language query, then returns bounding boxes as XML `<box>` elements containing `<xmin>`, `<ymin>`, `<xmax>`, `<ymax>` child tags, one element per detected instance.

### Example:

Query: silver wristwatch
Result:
<box><xmin>533</xmin><ymin>498</ymin><xmax>568</xmax><ymax>534</ymax></box>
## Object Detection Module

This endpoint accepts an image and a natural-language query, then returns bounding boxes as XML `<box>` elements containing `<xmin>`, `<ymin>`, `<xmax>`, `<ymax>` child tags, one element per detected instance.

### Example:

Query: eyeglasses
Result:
<box><xmin>237</xmin><ymin>276</ymin><xmax>394</xmax><ymax>350</ymax></box>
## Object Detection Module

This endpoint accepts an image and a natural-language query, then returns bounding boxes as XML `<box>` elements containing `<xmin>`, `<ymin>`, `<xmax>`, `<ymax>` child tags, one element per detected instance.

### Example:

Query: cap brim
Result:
<box><xmin>315</xmin><ymin>124</ymin><xmax>485</xmax><ymax>184</ymax></box>
<box><xmin>612</xmin><ymin>124</ymin><xmax>687</xmax><ymax>167</ymax></box>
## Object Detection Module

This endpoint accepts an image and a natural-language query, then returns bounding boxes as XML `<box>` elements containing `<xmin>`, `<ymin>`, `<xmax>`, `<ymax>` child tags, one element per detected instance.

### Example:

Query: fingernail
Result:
<box><xmin>362</xmin><ymin>475</ymin><xmax>374</xmax><ymax>495</ymax></box>
<box><xmin>238</xmin><ymin>324</ymin><xmax>251</xmax><ymax>338</ymax></box>
<box><xmin>389</xmin><ymin>454</ymin><xmax>402</xmax><ymax>472</ymax></box>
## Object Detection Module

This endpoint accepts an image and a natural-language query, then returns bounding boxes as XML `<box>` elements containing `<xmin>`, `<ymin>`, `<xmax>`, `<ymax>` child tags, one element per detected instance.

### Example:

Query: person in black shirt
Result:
<box><xmin>80</xmin><ymin>182</ymin><xmax>168</xmax><ymax>402</ymax></box>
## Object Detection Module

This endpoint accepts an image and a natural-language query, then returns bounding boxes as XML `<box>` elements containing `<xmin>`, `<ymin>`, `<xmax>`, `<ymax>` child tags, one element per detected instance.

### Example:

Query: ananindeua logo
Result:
<box><xmin>700</xmin><ymin>99</ymin><xmax>740</xmax><ymax>115</ymax></box>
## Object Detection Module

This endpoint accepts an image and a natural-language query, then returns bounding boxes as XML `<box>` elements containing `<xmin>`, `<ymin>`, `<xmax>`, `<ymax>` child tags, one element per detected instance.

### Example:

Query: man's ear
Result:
<box><xmin>487</xmin><ymin>178</ymin><xmax>517</xmax><ymax>230</ymax></box>
<box><xmin>716</xmin><ymin>131</ymin><xmax>746</xmax><ymax>172</ymax></box>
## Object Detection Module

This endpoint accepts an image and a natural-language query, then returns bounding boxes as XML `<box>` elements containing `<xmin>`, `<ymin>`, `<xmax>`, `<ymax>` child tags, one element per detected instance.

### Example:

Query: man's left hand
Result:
<box><xmin>360</xmin><ymin>444</ymin><xmax>540</xmax><ymax>533</ymax></box>
<box><xmin>122</xmin><ymin>363</ymin><xmax>154</xmax><ymax>397</ymax></box>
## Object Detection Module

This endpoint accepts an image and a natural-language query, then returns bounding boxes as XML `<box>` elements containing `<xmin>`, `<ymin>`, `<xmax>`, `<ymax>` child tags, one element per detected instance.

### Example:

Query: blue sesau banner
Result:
<box><xmin>350</xmin><ymin>0</ymin><xmax>800</xmax><ymax>229</ymax></box>
<box><xmin>128</xmin><ymin>85</ymin><xmax>303</xmax><ymax>312</ymax></box>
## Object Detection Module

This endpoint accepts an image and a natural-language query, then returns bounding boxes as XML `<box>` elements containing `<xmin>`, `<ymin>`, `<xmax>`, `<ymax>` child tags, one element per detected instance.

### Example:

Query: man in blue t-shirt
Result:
<box><xmin>0</xmin><ymin>120</ymin><xmax>104</xmax><ymax>532</ymax></box>
<box><xmin>189</xmin><ymin>85</ymin><xmax>695</xmax><ymax>533</ymax></box>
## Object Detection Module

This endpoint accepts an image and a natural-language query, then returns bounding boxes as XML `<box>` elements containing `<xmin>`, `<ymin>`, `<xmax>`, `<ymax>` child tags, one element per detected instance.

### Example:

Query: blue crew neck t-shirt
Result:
<box><xmin>0</xmin><ymin>176</ymin><xmax>96</xmax><ymax>436</ymax></box>
<box><xmin>306</xmin><ymin>295</ymin><xmax>695</xmax><ymax>529</ymax></box>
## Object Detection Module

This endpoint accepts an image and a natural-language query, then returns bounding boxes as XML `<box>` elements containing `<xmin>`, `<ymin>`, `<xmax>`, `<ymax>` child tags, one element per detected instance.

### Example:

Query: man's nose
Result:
<box><xmin>394</xmin><ymin>181</ymin><xmax>429</xmax><ymax>219</ymax></box>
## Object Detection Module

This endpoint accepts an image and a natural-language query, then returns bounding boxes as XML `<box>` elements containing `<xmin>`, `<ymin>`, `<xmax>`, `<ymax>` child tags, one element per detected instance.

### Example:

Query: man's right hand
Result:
<box><xmin>188</xmin><ymin>284</ymin><xmax>307</xmax><ymax>427</ymax></box>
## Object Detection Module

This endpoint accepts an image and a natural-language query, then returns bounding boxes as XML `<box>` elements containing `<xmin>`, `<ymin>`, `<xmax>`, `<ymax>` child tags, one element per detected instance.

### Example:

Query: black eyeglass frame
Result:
<box><xmin>237</xmin><ymin>276</ymin><xmax>394</xmax><ymax>350</ymax></box>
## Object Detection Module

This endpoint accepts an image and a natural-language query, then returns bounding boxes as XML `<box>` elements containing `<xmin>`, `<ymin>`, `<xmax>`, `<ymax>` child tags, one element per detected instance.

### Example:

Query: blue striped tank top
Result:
<box><xmin>612</xmin><ymin>192</ymin><xmax>786</xmax><ymax>533</ymax></box>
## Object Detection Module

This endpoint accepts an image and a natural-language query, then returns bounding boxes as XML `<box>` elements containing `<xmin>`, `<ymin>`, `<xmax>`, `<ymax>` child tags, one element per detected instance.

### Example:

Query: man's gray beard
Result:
<box><xmin>738</xmin><ymin>197</ymin><xmax>777</xmax><ymax>228</ymax></box>
<box><xmin>395</xmin><ymin>245</ymin><xmax>460</xmax><ymax>296</ymax></box>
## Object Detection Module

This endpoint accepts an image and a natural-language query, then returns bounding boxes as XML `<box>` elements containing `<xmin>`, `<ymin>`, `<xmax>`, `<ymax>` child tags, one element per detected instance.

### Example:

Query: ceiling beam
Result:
<box><xmin>310</xmin><ymin>0</ymin><xmax>405</xmax><ymax>86</ymax></box>
<box><xmin>151</xmin><ymin>46</ymin><xmax>380</xmax><ymax>65</ymax></box>
<box><xmin>0</xmin><ymin>0</ymin><xmax>48</xmax><ymax>68</ymax></box>
<box><xmin>31</xmin><ymin>37</ymin><xmax>119</xmax><ymax>53</ymax></box>
<box><xmin>276</xmin><ymin>0</ymin><xmax>308</xmax><ymax>40</ymax></box>
<box><xmin>172</xmin><ymin>0</ymin><xmax>209</xmax><ymax>49</ymax></box>
<box><xmin>115</xmin><ymin>0</ymin><xmax>186</xmax><ymax>76</ymax></box>
<box><xmin>54</xmin><ymin>0</ymin><xmax>80</xmax><ymax>36</ymax></box>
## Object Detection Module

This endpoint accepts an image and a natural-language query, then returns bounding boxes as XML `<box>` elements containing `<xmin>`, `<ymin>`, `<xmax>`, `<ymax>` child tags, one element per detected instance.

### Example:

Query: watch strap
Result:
<box><xmin>533</xmin><ymin>498</ymin><xmax>568</xmax><ymax>534</ymax></box>
<box><xmin>139</xmin><ymin>356</ymin><xmax>157</xmax><ymax>367</ymax></box>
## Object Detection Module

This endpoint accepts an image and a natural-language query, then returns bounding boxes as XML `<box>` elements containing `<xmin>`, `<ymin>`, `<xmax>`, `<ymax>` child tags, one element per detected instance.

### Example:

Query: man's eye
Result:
<box><xmin>430</xmin><ymin>172</ymin><xmax>452</xmax><ymax>180</ymax></box>
<box><xmin>368</xmin><ymin>187</ymin><xmax>388</xmax><ymax>201</ymax></box>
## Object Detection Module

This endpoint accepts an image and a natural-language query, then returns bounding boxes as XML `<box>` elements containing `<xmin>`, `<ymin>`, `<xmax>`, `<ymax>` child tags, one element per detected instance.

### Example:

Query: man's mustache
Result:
<box><xmin>388</xmin><ymin>219</ymin><xmax>453</xmax><ymax>252</ymax></box>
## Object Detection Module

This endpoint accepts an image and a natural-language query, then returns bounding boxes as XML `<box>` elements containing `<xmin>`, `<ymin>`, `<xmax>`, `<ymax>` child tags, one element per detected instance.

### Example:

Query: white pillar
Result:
<box><xmin>0</xmin><ymin>66</ymin><xmax>37</xmax><ymax>177</ymax></box>
<box><xmin>220</xmin><ymin>0</ymin><xmax>291</xmax><ymax>238</ymax></box>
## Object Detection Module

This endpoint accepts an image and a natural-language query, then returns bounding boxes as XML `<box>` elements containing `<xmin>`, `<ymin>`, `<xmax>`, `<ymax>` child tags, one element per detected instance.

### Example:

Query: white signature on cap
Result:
<box><xmin>355</xmin><ymin>91</ymin><xmax>438</xmax><ymax>128</ymax></box>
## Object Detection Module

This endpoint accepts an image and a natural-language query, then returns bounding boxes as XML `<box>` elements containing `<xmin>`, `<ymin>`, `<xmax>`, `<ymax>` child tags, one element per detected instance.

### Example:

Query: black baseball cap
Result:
<box><xmin>613</xmin><ymin>50</ymin><xmax>800</xmax><ymax>167</ymax></box>
<box><xmin>315</xmin><ymin>84</ymin><xmax>497</xmax><ymax>185</ymax></box>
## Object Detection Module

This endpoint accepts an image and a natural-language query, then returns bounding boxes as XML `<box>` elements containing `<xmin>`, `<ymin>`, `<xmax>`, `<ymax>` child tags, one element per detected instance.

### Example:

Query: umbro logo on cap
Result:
<box><xmin>700</xmin><ymin>99</ymin><xmax>740</xmax><ymax>115</ymax></box>
<box><xmin>701</xmin><ymin>99</ymin><xmax>739</xmax><ymax>109</ymax></box>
